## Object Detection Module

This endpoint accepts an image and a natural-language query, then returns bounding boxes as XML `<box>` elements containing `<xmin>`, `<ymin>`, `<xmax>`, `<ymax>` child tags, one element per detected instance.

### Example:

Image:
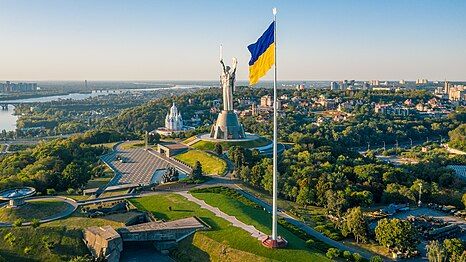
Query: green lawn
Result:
<box><xmin>0</xmin><ymin>200</ymin><xmax>71</xmax><ymax>223</ymax></box>
<box><xmin>120</xmin><ymin>140</ymin><xmax>145</xmax><ymax>149</ymax></box>
<box><xmin>191</xmin><ymin>137</ymin><xmax>271</xmax><ymax>151</ymax></box>
<box><xmin>130</xmin><ymin>193</ymin><xmax>329</xmax><ymax>261</ymax></box>
<box><xmin>45</xmin><ymin>207</ymin><xmax>125</xmax><ymax>229</ymax></box>
<box><xmin>91</xmin><ymin>142</ymin><xmax>117</xmax><ymax>149</ymax></box>
<box><xmin>0</xmin><ymin>227</ymin><xmax>89</xmax><ymax>262</ymax></box>
<box><xmin>175</xmin><ymin>150</ymin><xmax>227</xmax><ymax>175</ymax></box>
<box><xmin>84</xmin><ymin>172</ymin><xmax>114</xmax><ymax>189</ymax></box>
<box><xmin>99</xmin><ymin>189</ymin><xmax>129</xmax><ymax>198</ymax></box>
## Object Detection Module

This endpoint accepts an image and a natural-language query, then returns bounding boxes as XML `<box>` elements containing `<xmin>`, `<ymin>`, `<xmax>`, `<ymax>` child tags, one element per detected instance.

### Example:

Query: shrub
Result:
<box><xmin>47</xmin><ymin>188</ymin><xmax>56</xmax><ymax>195</ymax></box>
<box><xmin>343</xmin><ymin>250</ymin><xmax>353</xmax><ymax>261</ymax></box>
<box><xmin>41</xmin><ymin>236</ymin><xmax>55</xmax><ymax>250</ymax></box>
<box><xmin>326</xmin><ymin>248</ymin><xmax>341</xmax><ymax>259</ymax></box>
<box><xmin>69</xmin><ymin>255</ymin><xmax>93</xmax><ymax>262</ymax></box>
<box><xmin>31</xmin><ymin>218</ymin><xmax>41</xmax><ymax>229</ymax></box>
<box><xmin>24</xmin><ymin>246</ymin><xmax>32</xmax><ymax>254</ymax></box>
<box><xmin>369</xmin><ymin>256</ymin><xmax>383</xmax><ymax>262</ymax></box>
<box><xmin>353</xmin><ymin>252</ymin><xmax>363</xmax><ymax>262</ymax></box>
<box><xmin>13</xmin><ymin>218</ymin><xmax>23</xmax><ymax>227</ymax></box>
<box><xmin>66</xmin><ymin>188</ymin><xmax>75</xmax><ymax>195</ymax></box>
<box><xmin>305</xmin><ymin>239</ymin><xmax>315</xmax><ymax>248</ymax></box>
<box><xmin>4</xmin><ymin>232</ymin><xmax>16</xmax><ymax>246</ymax></box>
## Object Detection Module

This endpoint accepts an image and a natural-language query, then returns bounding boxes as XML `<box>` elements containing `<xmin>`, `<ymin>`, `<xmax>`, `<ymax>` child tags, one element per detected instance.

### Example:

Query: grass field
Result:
<box><xmin>191</xmin><ymin>136</ymin><xmax>271</xmax><ymax>151</ymax></box>
<box><xmin>45</xmin><ymin>207</ymin><xmax>126</xmax><ymax>229</ymax></box>
<box><xmin>120</xmin><ymin>140</ymin><xmax>145</xmax><ymax>150</ymax></box>
<box><xmin>85</xmin><ymin>172</ymin><xmax>114</xmax><ymax>189</ymax></box>
<box><xmin>130</xmin><ymin>193</ymin><xmax>329</xmax><ymax>262</ymax></box>
<box><xmin>175</xmin><ymin>150</ymin><xmax>227</xmax><ymax>175</ymax></box>
<box><xmin>0</xmin><ymin>227</ymin><xmax>89</xmax><ymax>262</ymax></box>
<box><xmin>0</xmin><ymin>200</ymin><xmax>71</xmax><ymax>223</ymax></box>
<box><xmin>99</xmin><ymin>189</ymin><xmax>129</xmax><ymax>198</ymax></box>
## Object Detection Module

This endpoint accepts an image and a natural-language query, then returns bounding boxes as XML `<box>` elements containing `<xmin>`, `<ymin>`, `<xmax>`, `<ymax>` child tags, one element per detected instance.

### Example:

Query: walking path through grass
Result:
<box><xmin>178</xmin><ymin>191</ymin><xmax>267</xmax><ymax>239</ymax></box>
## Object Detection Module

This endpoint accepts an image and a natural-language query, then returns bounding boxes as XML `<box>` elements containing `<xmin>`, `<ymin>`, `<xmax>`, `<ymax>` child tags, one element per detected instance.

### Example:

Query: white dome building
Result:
<box><xmin>165</xmin><ymin>102</ymin><xmax>183</xmax><ymax>131</ymax></box>
<box><xmin>152</xmin><ymin>102</ymin><xmax>193</xmax><ymax>136</ymax></box>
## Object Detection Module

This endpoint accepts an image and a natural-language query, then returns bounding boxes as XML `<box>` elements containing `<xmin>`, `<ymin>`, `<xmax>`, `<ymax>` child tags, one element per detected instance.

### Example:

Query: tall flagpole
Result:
<box><xmin>271</xmin><ymin>7</ymin><xmax>278</xmax><ymax>242</ymax></box>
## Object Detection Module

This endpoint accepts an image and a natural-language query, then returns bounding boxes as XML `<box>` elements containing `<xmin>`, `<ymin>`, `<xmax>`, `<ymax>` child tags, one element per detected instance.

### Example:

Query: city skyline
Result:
<box><xmin>1</xmin><ymin>0</ymin><xmax>466</xmax><ymax>81</ymax></box>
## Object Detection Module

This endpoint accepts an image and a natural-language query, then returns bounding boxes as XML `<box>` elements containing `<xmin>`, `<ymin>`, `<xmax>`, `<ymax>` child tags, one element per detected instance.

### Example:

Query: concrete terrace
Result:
<box><xmin>101</xmin><ymin>143</ymin><xmax>192</xmax><ymax>187</ymax></box>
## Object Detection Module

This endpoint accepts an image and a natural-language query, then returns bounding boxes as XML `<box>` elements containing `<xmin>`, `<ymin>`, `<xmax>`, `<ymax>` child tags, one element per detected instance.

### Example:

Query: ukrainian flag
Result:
<box><xmin>248</xmin><ymin>21</ymin><xmax>275</xmax><ymax>85</ymax></box>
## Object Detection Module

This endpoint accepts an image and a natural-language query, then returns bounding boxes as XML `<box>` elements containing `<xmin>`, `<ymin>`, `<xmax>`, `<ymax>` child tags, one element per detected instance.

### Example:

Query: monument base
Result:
<box><xmin>210</xmin><ymin>110</ymin><xmax>245</xmax><ymax>140</ymax></box>
<box><xmin>261</xmin><ymin>236</ymin><xmax>288</xmax><ymax>249</ymax></box>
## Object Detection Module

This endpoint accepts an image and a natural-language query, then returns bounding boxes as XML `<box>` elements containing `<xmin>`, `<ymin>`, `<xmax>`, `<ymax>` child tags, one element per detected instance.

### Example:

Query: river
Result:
<box><xmin>0</xmin><ymin>85</ymin><xmax>209</xmax><ymax>132</ymax></box>
<box><xmin>0</xmin><ymin>105</ymin><xmax>18</xmax><ymax>132</ymax></box>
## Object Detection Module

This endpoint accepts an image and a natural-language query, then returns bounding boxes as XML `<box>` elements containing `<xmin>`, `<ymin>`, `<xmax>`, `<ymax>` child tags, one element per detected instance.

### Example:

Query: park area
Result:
<box><xmin>175</xmin><ymin>150</ymin><xmax>227</xmax><ymax>175</ymax></box>
<box><xmin>0</xmin><ymin>202</ymin><xmax>140</xmax><ymax>261</ymax></box>
<box><xmin>130</xmin><ymin>188</ymin><xmax>330</xmax><ymax>261</ymax></box>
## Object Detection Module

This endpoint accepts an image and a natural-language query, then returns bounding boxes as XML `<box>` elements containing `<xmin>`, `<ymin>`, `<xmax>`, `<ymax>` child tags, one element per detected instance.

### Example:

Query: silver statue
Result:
<box><xmin>220</xmin><ymin>57</ymin><xmax>237</xmax><ymax>111</ymax></box>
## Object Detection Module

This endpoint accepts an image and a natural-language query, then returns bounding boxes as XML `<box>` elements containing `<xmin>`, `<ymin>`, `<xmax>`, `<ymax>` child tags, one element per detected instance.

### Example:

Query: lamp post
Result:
<box><xmin>418</xmin><ymin>183</ymin><xmax>423</xmax><ymax>207</ymax></box>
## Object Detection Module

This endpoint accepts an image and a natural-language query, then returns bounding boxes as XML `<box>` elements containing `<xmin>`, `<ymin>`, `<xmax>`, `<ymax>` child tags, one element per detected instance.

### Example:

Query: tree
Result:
<box><xmin>148</xmin><ymin>132</ymin><xmax>161</xmax><ymax>144</ymax></box>
<box><xmin>161</xmin><ymin>167</ymin><xmax>179</xmax><ymax>183</ymax></box>
<box><xmin>375</xmin><ymin>218</ymin><xmax>419</xmax><ymax>255</ymax></box>
<box><xmin>325</xmin><ymin>190</ymin><xmax>347</xmax><ymax>218</ymax></box>
<box><xmin>13</xmin><ymin>218</ymin><xmax>23</xmax><ymax>227</ymax></box>
<box><xmin>462</xmin><ymin>193</ymin><xmax>466</xmax><ymax>210</ymax></box>
<box><xmin>448</xmin><ymin>124</ymin><xmax>466</xmax><ymax>151</ymax></box>
<box><xmin>443</xmin><ymin>238</ymin><xmax>465</xmax><ymax>262</ymax></box>
<box><xmin>31</xmin><ymin>218</ymin><xmax>41</xmax><ymax>229</ymax></box>
<box><xmin>62</xmin><ymin>162</ymin><xmax>90</xmax><ymax>189</ymax></box>
<box><xmin>369</xmin><ymin>256</ymin><xmax>383</xmax><ymax>262</ymax></box>
<box><xmin>426</xmin><ymin>240</ymin><xmax>448</xmax><ymax>262</ymax></box>
<box><xmin>191</xmin><ymin>161</ymin><xmax>203</xmax><ymax>179</ymax></box>
<box><xmin>296</xmin><ymin>186</ymin><xmax>312</xmax><ymax>206</ymax></box>
<box><xmin>214</xmin><ymin>143</ymin><xmax>223</xmax><ymax>155</ymax></box>
<box><xmin>341</xmin><ymin>207</ymin><xmax>368</xmax><ymax>243</ymax></box>
<box><xmin>326</xmin><ymin>248</ymin><xmax>340</xmax><ymax>259</ymax></box>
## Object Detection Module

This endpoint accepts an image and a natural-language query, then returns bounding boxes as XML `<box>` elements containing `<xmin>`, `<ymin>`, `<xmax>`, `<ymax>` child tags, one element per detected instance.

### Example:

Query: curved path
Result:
<box><xmin>0</xmin><ymin>196</ymin><xmax>78</xmax><ymax>227</ymax></box>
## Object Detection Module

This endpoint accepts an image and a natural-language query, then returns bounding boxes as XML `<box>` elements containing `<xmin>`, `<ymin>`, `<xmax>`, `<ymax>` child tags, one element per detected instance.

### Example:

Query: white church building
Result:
<box><xmin>165</xmin><ymin>102</ymin><xmax>183</xmax><ymax>131</ymax></box>
<box><xmin>153</xmin><ymin>102</ymin><xmax>191</xmax><ymax>136</ymax></box>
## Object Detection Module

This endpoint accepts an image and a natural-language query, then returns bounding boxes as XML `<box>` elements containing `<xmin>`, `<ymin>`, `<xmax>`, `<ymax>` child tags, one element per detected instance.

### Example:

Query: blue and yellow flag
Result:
<box><xmin>248</xmin><ymin>21</ymin><xmax>275</xmax><ymax>85</ymax></box>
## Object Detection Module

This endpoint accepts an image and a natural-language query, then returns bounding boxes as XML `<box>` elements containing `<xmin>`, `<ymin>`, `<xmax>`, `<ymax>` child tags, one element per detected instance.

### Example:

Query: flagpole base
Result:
<box><xmin>261</xmin><ymin>236</ymin><xmax>288</xmax><ymax>249</ymax></box>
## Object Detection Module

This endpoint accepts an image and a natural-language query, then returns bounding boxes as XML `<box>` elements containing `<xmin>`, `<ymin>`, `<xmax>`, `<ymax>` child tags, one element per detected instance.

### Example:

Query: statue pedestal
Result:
<box><xmin>210</xmin><ymin>110</ymin><xmax>245</xmax><ymax>140</ymax></box>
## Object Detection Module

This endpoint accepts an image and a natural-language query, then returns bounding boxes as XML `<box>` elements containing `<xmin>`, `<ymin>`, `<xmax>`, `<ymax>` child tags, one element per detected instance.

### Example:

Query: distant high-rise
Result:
<box><xmin>330</xmin><ymin>81</ymin><xmax>339</xmax><ymax>90</ymax></box>
<box><xmin>416</xmin><ymin>78</ymin><xmax>428</xmax><ymax>85</ymax></box>
<box><xmin>444</xmin><ymin>80</ymin><xmax>450</xmax><ymax>94</ymax></box>
<box><xmin>399</xmin><ymin>80</ymin><xmax>406</xmax><ymax>85</ymax></box>
<box><xmin>85</xmin><ymin>80</ymin><xmax>88</xmax><ymax>89</ymax></box>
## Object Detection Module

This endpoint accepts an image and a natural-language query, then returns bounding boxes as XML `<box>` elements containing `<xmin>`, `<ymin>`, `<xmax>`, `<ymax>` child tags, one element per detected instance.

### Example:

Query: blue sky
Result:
<box><xmin>1</xmin><ymin>0</ymin><xmax>466</xmax><ymax>81</ymax></box>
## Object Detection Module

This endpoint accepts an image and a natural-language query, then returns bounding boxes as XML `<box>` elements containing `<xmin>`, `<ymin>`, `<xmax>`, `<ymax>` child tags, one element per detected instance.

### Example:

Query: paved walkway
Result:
<box><xmin>177</xmin><ymin>191</ymin><xmax>267</xmax><ymax>240</ymax></box>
